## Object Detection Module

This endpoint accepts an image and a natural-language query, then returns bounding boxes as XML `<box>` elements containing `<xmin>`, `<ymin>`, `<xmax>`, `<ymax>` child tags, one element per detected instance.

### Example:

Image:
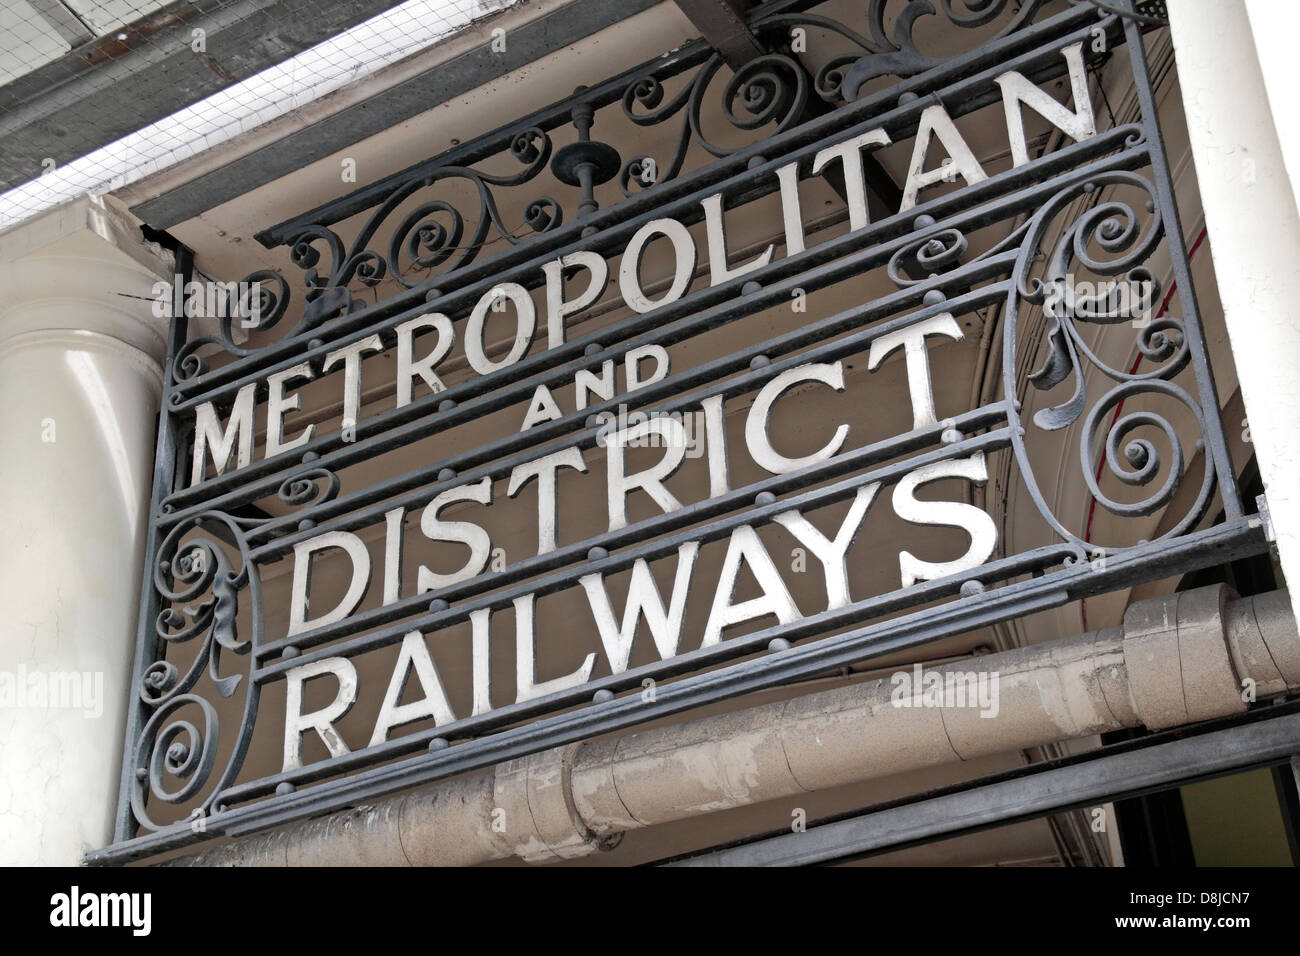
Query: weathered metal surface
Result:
<box><xmin>93</xmin><ymin>0</ymin><xmax>1264</xmax><ymax>863</ymax></box>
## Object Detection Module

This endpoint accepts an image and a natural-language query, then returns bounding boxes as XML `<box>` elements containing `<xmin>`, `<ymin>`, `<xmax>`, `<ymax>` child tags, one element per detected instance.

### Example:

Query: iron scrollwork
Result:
<box><xmin>129</xmin><ymin>467</ymin><xmax>342</xmax><ymax>830</ymax></box>
<box><xmin>280</xmin><ymin>126</ymin><xmax>561</xmax><ymax>298</ymax></box>
<box><xmin>753</xmin><ymin>0</ymin><xmax>1052</xmax><ymax>101</ymax></box>
<box><xmin>619</xmin><ymin>51</ymin><xmax>810</xmax><ymax>196</ymax></box>
<box><xmin>1004</xmin><ymin>169</ymin><xmax>1216</xmax><ymax>553</ymax></box>
<box><xmin>131</xmin><ymin>513</ymin><xmax>259</xmax><ymax>830</ymax></box>
<box><xmin>173</xmin><ymin>0</ymin><xmax>1066</xmax><ymax>380</ymax></box>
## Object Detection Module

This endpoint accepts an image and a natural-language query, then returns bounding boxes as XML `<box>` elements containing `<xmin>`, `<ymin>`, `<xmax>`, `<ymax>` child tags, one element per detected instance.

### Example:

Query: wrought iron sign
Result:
<box><xmin>95</xmin><ymin>0</ymin><xmax>1267</xmax><ymax>862</ymax></box>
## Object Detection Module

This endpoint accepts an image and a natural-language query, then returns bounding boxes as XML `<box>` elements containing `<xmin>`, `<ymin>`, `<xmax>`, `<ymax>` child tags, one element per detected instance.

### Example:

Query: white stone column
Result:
<box><xmin>1167</xmin><ymin>0</ymin><xmax>1300</xmax><ymax>624</ymax></box>
<box><xmin>0</xmin><ymin>195</ymin><xmax>172</xmax><ymax>865</ymax></box>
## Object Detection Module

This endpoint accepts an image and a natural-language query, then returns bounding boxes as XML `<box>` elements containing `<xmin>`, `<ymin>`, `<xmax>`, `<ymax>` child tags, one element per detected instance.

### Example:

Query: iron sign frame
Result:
<box><xmin>93</xmin><ymin>0</ymin><xmax>1268</xmax><ymax>864</ymax></box>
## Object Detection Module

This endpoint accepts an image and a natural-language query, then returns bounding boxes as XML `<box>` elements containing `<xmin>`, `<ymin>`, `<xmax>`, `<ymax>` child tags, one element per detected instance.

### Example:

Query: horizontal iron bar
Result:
<box><xmin>668</xmin><ymin>705</ymin><xmax>1300</xmax><ymax>866</ymax></box>
<box><xmin>167</xmin><ymin>5</ymin><xmax>1108</xmax><ymax>400</ymax></box>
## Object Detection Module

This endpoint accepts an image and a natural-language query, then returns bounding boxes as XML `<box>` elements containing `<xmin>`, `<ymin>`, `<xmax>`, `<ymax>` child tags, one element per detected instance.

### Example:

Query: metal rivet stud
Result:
<box><xmin>768</xmin><ymin>638</ymin><xmax>792</xmax><ymax>653</ymax></box>
<box><xmin>756</xmin><ymin>491</ymin><xmax>776</xmax><ymax>506</ymax></box>
<box><xmin>275</xmin><ymin>782</ymin><xmax>295</xmax><ymax>796</ymax></box>
<box><xmin>959</xmin><ymin>580</ymin><xmax>985</xmax><ymax>597</ymax></box>
<box><xmin>429</xmin><ymin>737</ymin><xmax>449</xmax><ymax>752</ymax></box>
<box><xmin>429</xmin><ymin>598</ymin><xmax>449</xmax><ymax>613</ymax></box>
<box><xmin>282</xmin><ymin>646</ymin><xmax>300</xmax><ymax>660</ymax></box>
<box><xmin>588</xmin><ymin>546</ymin><xmax>608</xmax><ymax>561</ymax></box>
<box><xmin>593</xmin><ymin>689</ymin><xmax>614</xmax><ymax>703</ymax></box>
<box><xmin>750</xmin><ymin>354</ymin><xmax>770</xmax><ymax>370</ymax></box>
<box><xmin>437</xmin><ymin>468</ymin><xmax>456</xmax><ymax>482</ymax></box>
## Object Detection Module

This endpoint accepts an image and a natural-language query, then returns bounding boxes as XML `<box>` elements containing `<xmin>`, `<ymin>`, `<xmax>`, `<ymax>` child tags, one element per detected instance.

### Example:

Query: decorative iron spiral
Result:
<box><xmin>278</xmin><ymin>467</ymin><xmax>342</xmax><ymax>508</ymax></box>
<box><xmin>1003</xmin><ymin>171</ymin><xmax>1218</xmax><ymax>550</ymax></box>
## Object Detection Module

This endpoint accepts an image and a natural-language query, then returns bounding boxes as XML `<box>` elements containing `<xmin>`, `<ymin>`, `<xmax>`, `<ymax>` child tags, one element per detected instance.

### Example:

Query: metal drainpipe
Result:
<box><xmin>164</xmin><ymin>584</ymin><xmax>1300</xmax><ymax>866</ymax></box>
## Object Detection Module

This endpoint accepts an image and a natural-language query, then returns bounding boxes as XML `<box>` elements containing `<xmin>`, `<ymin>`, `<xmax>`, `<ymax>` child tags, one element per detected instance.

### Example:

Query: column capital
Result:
<box><xmin>0</xmin><ymin>193</ymin><xmax>174</xmax><ymax>361</ymax></box>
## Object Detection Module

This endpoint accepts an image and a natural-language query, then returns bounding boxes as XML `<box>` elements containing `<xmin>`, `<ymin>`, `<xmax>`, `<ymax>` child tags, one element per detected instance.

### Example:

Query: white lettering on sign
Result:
<box><xmin>276</xmin><ymin>349</ymin><xmax>998</xmax><ymax>769</ymax></box>
<box><xmin>867</xmin><ymin>313</ymin><xmax>965</xmax><ymax>429</ymax></box>
<box><xmin>175</xmin><ymin>46</ymin><xmax>1098</xmax><ymax>770</ymax></box>
<box><xmin>187</xmin><ymin>42</ymin><xmax>1096</xmax><ymax>487</ymax></box>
